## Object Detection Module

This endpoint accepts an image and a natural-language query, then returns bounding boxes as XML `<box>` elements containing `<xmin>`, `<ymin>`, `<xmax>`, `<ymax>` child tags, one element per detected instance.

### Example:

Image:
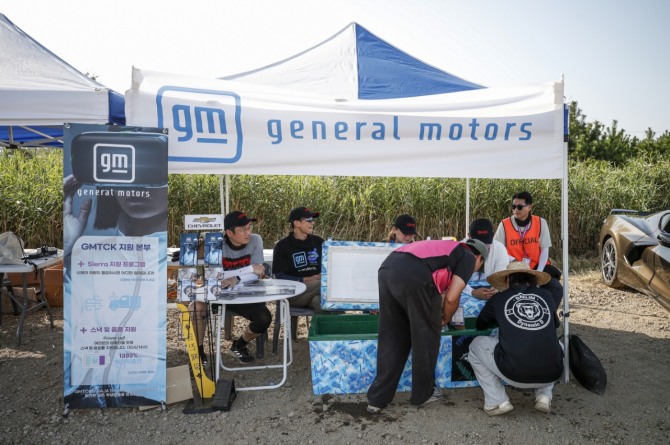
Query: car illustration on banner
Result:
<box><xmin>109</xmin><ymin>295</ymin><xmax>142</xmax><ymax>311</ymax></box>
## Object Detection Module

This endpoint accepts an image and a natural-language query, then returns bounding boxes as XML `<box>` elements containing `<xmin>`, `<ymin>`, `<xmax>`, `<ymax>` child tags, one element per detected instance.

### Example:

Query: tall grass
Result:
<box><xmin>1</xmin><ymin>148</ymin><xmax>668</xmax><ymax>263</ymax></box>
<box><xmin>0</xmin><ymin>149</ymin><xmax>63</xmax><ymax>245</ymax></box>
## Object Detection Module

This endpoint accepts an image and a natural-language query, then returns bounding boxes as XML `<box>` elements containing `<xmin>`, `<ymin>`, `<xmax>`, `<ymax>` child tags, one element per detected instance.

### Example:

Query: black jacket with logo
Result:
<box><xmin>476</xmin><ymin>284</ymin><xmax>563</xmax><ymax>383</ymax></box>
<box><xmin>272</xmin><ymin>233</ymin><xmax>324</xmax><ymax>282</ymax></box>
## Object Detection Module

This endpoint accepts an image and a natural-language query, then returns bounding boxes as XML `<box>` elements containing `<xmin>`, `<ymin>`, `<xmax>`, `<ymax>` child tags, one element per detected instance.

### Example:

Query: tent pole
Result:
<box><xmin>219</xmin><ymin>175</ymin><xmax>228</xmax><ymax>216</ymax></box>
<box><xmin>225</xmin><ymin>175</ymin><xmax>230</xmax><ymax>215</ymax></box>
<box><xmin>562</xmin><ymin>100</ymin><xmax>570</xmax><ymax>383</ymax></box>
<box><xmin>465</xmin><ymin>178</ymin><xmax>470</xmax><ymax>236</ymax></box>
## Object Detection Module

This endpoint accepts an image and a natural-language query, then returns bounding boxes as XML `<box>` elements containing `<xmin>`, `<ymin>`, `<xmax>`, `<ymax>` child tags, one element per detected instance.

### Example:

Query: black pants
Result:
<box><xmin>542</xmin><ymin>277</ymin><xmax>564</xmax><ymax>309</ymax></box>
<box><xmin>228</xmin><ymin>303</ymin><xmax>272</xmax><ymax>334</ymax></box>
<box><xmin>367</xmin><ymin>252</ymin><xmax>442</xmax><ymax>408</ymax></box>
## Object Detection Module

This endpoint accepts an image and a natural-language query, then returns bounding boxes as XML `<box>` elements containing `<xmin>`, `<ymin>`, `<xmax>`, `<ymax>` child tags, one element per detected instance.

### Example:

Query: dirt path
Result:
<box><xmin>1</xmin><ymin>271</ymin><xmax>669</xmax><ymax>445</ymax></box>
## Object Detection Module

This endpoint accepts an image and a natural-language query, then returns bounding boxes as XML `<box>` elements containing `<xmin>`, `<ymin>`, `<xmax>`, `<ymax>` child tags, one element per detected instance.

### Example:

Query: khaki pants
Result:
<box><xmin>288</xmin><ymin>280</ymin><xmax>322</xmax><ymax>312</ymax></box>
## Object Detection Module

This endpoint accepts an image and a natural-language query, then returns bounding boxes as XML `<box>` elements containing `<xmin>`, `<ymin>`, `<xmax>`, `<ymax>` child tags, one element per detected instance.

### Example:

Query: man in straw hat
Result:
<box><xmin>468</xmin><ymin>262</ymin><xmax>563</xmax><ymax>416</ymax></box>
<box><xmin>367</xmin><ymin>238</ymin><xmax>488</xmax><ymax>414</ymax></box>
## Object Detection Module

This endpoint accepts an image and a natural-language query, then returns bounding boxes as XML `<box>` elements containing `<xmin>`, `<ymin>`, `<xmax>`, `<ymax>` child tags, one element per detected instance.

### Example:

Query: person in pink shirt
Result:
<box><xmin>367</xmin><ymin>238</ymin><xmax>487</xmax><ymax>414</ymax></box>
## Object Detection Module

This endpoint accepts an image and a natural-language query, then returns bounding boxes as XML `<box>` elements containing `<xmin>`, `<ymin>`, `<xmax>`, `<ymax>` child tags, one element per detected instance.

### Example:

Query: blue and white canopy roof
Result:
<box><xmin>128</xmin><ymin>22</ymin><xmax>563</xmax><ymax>179</ymax></box>
<box><xmin>0</xmin><ymin>13</ymin><xmax>124</xmax><ymax>147</ymax></box>
<box><xmin>222</xmin><ymin>22</ymin><xmax>483</xmax><ymax>100</ymax></box>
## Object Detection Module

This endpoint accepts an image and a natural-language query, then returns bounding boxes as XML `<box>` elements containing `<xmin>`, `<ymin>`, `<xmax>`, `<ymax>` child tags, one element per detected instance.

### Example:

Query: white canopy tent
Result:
<box><xmin>0</xmin><ymin>13</ymin><xmax>124</xmax><ymax>148</ymax></box>
<box><xmin>126</xmin><ymin>22</ymin><xmax>570</xmax><ymax>379</ymax></box>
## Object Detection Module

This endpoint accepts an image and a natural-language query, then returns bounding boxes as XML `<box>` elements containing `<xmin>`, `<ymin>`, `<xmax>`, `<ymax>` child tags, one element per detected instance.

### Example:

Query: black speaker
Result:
<box><xmin>212</xmin><ymin>378</ymin><xmax>236</xmax><ymax>411</ymax></box>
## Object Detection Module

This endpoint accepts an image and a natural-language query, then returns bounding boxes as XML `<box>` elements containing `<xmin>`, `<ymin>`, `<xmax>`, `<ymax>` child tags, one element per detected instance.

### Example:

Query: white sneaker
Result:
<box><xmin>367</xmin><ymin>404</ymin><xmax>382</xmax><ymax>414</ymax></box>
<box><xmin>419</xmin><ymin>387</ymin><xmax>443</xmax><ymax>407</ymax></box>
<box><xmin>534</xmin><ymin>395</ymin><xmax>551</xmax><ymax>413</ymax></box>
<box><xmin>484</xmin><ymin>401</ymin><xmax>514</xmax><ymax>416</ymax></box>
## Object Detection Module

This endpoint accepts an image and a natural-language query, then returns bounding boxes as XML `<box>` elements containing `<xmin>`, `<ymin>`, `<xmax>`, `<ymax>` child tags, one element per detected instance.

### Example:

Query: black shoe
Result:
<box><xmin>229</xmin><ymin>344</ymin><xmax>254</xmax><ymax>364</ymax></box>
<box><xmin>199</xmin><ymin>351</ymin><xmax>208</xmax><ymax>366</ymax></box>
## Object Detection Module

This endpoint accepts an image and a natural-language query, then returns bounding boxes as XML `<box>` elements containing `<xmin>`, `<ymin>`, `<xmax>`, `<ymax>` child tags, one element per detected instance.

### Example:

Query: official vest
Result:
<box><xmin>501</xmin><ymin>215</ymin><xmax>548</xmax><ymax>270</ymax></box>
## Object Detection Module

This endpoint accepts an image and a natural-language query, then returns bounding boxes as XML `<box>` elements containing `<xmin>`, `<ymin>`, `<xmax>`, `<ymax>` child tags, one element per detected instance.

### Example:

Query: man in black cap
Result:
<box><xmin>191</xmin><ymin>211</ymin><xmax>271</xmax><ymax>364</ymax></box>
<box><xmin>385</xmin><ymin>214</ymin><xmax>418</xmax><ymax>243</ymax></box>
<box><xmin>272</xmin><ymin>207</ymin><xmax>324</xmax><ymax>311</ymax></box>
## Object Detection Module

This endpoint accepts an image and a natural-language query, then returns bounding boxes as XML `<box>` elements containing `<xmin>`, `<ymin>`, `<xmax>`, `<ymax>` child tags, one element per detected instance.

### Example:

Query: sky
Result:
<box><xmin>3</xmin><ymin>0</ymin><xmax>669</xmax><ymax>136</ymax></box>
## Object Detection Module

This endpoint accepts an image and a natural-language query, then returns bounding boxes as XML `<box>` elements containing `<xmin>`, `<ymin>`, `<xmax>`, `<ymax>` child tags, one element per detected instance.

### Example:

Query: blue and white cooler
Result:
<box><xmin>308</xmin><ymin>240</ymin><xmax>494</xmax><ymax>395</ymax></box>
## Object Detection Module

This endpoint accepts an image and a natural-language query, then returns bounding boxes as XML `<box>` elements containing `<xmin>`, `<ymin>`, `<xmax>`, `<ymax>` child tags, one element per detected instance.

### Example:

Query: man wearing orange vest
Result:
<box><xmin>494</xmin><ymin>191</ymin><xmax>564</xmax><ymax>307</ymax></box>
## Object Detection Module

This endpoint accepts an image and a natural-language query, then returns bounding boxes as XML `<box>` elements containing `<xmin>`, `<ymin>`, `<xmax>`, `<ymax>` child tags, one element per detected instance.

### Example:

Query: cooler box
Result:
<box><xmin>308</xmin><ymin>241</ymin><xmax>492</xmax><ymax>395</ymax></box>
<box><xmin>309</xmin><ymin>314</ymin><xmax>493</xmax><ymax>395</ymax></box>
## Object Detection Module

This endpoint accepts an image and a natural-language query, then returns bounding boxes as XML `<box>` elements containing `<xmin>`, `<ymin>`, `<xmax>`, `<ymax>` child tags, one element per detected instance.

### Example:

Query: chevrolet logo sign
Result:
<box><xmin>184</xmin><ymin>214</ymin><xmax>223</xmax><ymax>230</ymax></box>
<box><xmin>193</xmin><ymin>217</ymin><xmax>216</xmax><ymax>223</ymax></box>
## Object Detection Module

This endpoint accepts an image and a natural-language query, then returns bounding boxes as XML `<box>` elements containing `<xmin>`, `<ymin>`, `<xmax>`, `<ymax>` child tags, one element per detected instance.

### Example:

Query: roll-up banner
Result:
<box><xmin>63</xmin><ymin>123</ymin><xmax>168</xmax><ymax>409</ymax></box>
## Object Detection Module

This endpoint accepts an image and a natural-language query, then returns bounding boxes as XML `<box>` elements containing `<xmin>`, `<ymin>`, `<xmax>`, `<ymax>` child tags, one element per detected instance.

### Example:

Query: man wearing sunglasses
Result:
<box><xmin>493</xmin><ymin>191</ymin><xmax>563</xmax><ymax>306</ymax></box>
<box><xmin>272</xmin><ymin>207</ymin><xmax>325</xmax><ymax>311</ymax></box>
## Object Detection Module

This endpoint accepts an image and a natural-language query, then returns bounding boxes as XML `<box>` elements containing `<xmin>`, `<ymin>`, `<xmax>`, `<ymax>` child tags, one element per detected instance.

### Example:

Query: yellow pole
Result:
<box><xmin>177</xmin><ymin>303</ymin><xmax>216</xmax><ymax>398</ymax></box>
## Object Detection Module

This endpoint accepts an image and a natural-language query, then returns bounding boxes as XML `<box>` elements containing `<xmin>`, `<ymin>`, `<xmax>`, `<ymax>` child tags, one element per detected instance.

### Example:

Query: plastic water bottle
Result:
<box><xmin>451</xmin><ymin>306</ymin><xmax>465</xmax><ymax>330</ymax></box>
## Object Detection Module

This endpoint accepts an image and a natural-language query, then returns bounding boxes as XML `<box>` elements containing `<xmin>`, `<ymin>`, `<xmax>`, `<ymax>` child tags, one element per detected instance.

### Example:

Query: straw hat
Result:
<box><xmin>486</xmin><ymin>261</ymin><xmax>551</xmax><ymax>291</ymax></box>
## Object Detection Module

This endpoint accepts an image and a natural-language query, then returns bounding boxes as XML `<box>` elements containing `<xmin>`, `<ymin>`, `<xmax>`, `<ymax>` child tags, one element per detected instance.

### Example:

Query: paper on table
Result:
<box><xmin>214</xmin><ymin>282</ymin><xmax>296</xmax><ymax>299</ymax></box>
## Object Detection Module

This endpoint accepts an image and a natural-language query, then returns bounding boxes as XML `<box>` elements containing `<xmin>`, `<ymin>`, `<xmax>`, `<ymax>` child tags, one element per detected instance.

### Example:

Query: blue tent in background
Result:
<box><xmin>0</xmin><ymin>13</ymin><xmax>124</xmax><ymax>148</ymax></box>
<box><xmin>222</xmin><ymin>22</ymin><xmax>483</xmax><ymax>99</ymax></box>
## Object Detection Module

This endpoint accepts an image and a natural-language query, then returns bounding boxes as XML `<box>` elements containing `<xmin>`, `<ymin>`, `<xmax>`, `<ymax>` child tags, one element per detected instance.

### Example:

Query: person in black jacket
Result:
<box><xmin>272</xmin><ymin>207</ymin><xmax>324</xmax><ymax>311</ymax></box>
<box><xmin>468</xmin><ymin>262</ymin><xmax>563</xmax><ymax>415</ymax></box>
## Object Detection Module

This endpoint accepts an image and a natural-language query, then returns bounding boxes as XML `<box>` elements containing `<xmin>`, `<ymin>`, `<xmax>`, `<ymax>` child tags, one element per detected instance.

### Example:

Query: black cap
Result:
<box><xmin>394</xmin><ymin>214</ymin><xmax>417</xmax><ymax>235</ymax></box>
<box><xmin>464</xmin><ymin>238</ymin><xmax>489</xmax><ymax>272</ymax></box>
<box><xmin>469</xmin><ymin>218</ymin><xmax>494</xmax><ymax>245</ymax></box>
<box><xmin>288</xmin><ymin>207</ymin><xmax>320</xmax><ymax>222</ymax></box>
<box><xmin>224</xmin><ymin>211</ymin><xmax>257</xmax><ymax>230</ymax></box>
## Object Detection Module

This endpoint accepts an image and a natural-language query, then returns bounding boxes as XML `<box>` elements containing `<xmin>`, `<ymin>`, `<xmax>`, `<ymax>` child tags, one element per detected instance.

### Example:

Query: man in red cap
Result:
<box><xmin>191</xmin><ymin>211</ymin><xmax>271</xmax><ymax>364</ymax></box>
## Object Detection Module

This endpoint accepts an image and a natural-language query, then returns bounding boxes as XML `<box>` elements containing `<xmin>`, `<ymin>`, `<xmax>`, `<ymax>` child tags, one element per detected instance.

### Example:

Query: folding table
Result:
<box><xmin>209</xmin><ymin>279</ymin><xmax>306</xmax><ymax>391</ymax></box>
<box><xmin>0</xmin><ymin>252</ymin><xmax>62</xmax><ymax>346</ymax></box>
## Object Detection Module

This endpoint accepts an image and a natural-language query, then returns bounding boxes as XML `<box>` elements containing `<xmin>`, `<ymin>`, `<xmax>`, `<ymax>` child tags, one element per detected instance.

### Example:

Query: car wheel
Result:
<box><xmin>601</xmin><ymin>238</ymin><xmax>625</xmax><ymax>288</ymax></box>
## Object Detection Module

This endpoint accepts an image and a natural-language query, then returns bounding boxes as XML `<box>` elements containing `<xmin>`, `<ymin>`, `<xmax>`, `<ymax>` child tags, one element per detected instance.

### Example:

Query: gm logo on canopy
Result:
<box><xmin>156</xmin><ymin>86</ymin><xmax>242</xmax><ymax>164</ymax></box>
<box><xmin>94</xmin><ymin>143</ymin><xmax>135</xmax><ymax>183</ymax></box>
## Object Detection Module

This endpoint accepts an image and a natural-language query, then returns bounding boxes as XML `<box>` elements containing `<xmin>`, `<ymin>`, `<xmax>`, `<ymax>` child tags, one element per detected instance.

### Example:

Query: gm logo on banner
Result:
<box><xmin>93</xmin><ymin>143</ymin><xmax>135</xmax><ymax>183</ymax></box>
<box><xmin>156</xmin><ymin>86</ymin><xmax>242</xmax><ymax>164</ymax></box>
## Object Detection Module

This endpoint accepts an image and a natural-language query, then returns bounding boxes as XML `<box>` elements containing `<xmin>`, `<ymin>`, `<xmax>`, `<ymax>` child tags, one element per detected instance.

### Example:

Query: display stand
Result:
<box><xmin>174</xmin><ymin>229</ymin><xmax>232</xmax><ymax>412</ymax></box>
<box><xmin>177</xmin><ymin>303</ymin><xmax>236</xmax><ymax>413</ymax></box>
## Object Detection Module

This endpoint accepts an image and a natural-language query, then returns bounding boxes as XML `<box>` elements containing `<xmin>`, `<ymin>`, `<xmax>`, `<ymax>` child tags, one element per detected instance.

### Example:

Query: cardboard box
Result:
<box><xmin>139</xmin><ymin>365</ymin><xmax>193</xmax><ymax>410</ymax></box>
<box><xmin>1</xmin><ymin>286</ymin><xmax>39</xmax><ymax>308</ymax></box>
<box><xmin>4</xmin><ymin>272</ymin><xmax>40</xmax><ymax>288</ymax></box>
<box><xmin>1</xmin><ymin>288</ymin><xmax>21</xmax><ymax>314</ymax></box>
<box><xmin>308</xmin><ymin>314</ymin><xmax>493</xmax><ymax>395</ymax></box>
<box><xmin>43</xmin><ymin>264</ymin><xmax>64</xmax><ymax>307</ymax></box>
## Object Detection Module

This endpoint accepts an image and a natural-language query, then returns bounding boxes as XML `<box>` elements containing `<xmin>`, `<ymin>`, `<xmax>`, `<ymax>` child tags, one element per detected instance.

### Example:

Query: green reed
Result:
<box><xmin>2</xmin><ymin>148</ymin><xmax>668</xmax><ymax>264</ymax></box>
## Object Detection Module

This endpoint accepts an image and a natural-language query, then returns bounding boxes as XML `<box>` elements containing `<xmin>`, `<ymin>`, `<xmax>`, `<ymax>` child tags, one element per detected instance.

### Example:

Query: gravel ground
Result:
<box><xmin>1</xmin><ymin>270</ymin><xmax>669</xmax><ymax>445</ymax></box>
